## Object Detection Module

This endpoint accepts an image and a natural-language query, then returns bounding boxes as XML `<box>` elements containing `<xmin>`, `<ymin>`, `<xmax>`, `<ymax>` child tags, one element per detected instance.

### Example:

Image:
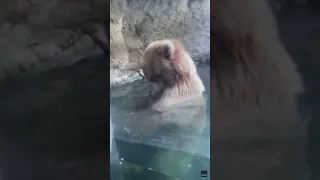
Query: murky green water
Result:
<box><xmin>110</xmin><ymin>67</ymin><xmax>210</xmax><ymax>180</ymax></box>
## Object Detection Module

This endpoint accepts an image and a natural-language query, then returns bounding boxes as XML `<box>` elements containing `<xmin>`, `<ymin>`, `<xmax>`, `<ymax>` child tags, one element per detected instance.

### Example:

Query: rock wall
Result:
<box><xmin>110</xmin><ymin>0</ymin><xmax>210</xmax><ymax>85</ymax></box>
<box><xmin>0</xmin><ymin>0</ymin><xmax>210</xmax><ymax>85</ymax></box>
<box><xmin>0</xmin><ymin>0</ymin><xmax>108</xmax><ymax>84</ymax></box>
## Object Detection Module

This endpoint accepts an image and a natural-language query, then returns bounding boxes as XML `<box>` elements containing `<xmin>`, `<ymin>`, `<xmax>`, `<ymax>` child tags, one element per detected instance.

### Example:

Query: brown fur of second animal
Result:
<box><xmin>212</xmin><ymin>0</ymin><xmax>310</xmax><ymax>180</ymax></box>
<box><xmin>142</xmin><ymin>39</ymin><xmax>205</xmax><ymax>111</ymax></box>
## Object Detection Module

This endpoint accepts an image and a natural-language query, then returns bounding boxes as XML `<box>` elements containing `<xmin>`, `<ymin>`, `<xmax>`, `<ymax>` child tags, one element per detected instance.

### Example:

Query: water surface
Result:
<box><xmin>110</xmin><ymin>67</ymin><xmax>211</xmax><ymax>180</ymax></box>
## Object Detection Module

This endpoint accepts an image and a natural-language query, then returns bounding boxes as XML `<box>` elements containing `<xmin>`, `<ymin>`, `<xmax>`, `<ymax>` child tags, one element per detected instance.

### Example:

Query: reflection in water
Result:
<box><xmin>110</xmin><ymin>67</ymin><xmax>210</xmax><ymax>180</ymax></box>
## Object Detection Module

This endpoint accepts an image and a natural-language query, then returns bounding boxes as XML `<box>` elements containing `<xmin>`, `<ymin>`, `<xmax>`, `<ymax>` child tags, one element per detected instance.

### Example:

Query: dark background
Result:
<box><xmin>275</xmin><ymin>1</ymin><xmax>320</xmax><ymax>179</ymax></box>
<box><xmin>0</xmin><ymin>55</ymin><xmax>109</xmax><ymax>180</ymax></box>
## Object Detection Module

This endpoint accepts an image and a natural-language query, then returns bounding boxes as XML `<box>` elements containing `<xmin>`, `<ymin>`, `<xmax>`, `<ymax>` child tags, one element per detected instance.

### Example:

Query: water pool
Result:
<box><xmin>110</xmin><ymin>66</ymin><xmax>210</xmax><ymax>180</ymax></box>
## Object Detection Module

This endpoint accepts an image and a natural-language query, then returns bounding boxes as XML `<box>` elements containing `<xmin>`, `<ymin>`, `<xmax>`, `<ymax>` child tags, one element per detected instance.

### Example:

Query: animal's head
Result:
<box><xmin>142</xmin><ymin>39</ymin><xmax>198</xmax><ymax>90</ymax></box>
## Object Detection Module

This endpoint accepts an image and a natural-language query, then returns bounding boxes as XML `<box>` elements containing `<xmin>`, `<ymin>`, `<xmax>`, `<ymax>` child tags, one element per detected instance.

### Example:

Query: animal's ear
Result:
<box><xmin>157</xmin><ymin>44</ymin><xmax>172</xmax><ymax>60</ymax></box>
<box><xmin>170</xmin><ymin>40</ymin><xmax>184</xmax><ymax>63</ymax></box>
<box><xmin>163</xmin><ymin>44</ymin><xmax>171</xmax><ymax>59</ymax></box>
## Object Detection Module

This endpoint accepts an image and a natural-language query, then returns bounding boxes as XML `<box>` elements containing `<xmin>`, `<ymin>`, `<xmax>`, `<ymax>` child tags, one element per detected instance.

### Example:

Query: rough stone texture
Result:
<box><xmin>110</xmin><ymin>0</ymin><xmax>129</xmax><ymax>70</ymax></box>
<box><xmin>0</xmin><ymin>0</ymin><xmax>109</xmax><ymax>82</ymax></box>
<box><xmin>0</xmin><ymin>0</ymin><xmax>210</xmax><ymax>85</ymax></box>
<box><xmin>110</xmin><ymin>0</ymin><xmax>210</xmax><ymax>84</ymax></box>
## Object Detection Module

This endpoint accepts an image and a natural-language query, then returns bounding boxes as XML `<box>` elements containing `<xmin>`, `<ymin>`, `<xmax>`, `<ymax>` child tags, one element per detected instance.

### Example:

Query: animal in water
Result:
<box><xmin>111</xmin><ymin>39</ymin><xmax>207</xmax><ymax>147</ymax></box>
<box><xmin>110</xmin><ymin>40</ymin><xmax>209</xmax><ymax>179</ymax></box>
<box><xmin>142</xmin><ymin>39</ymin><xmax>205</xmax><ymax>111</ymax></box>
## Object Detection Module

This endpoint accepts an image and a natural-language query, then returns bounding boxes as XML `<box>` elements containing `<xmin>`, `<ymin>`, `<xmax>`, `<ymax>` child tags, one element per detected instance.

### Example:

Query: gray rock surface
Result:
<box><xmin>0</xmin><ymin>0</ymin><xmax>210</xmax><ymax>86</ymax></box>
<box><xmin>0</xmin><ymin>0</ymin><xmax>108</xmax><ymax>82</ymax></box>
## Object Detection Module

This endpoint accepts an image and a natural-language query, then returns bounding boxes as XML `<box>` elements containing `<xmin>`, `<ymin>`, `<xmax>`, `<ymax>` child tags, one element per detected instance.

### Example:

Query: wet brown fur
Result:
<box><xmin>142</xmin><ymin>39</ymin><xmax>205</xmax><ymax>110</ymax></box>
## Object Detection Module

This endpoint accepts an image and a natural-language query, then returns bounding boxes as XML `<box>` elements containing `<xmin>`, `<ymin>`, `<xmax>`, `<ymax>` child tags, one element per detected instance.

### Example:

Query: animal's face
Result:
<box><xmin>142</xmin><ymin>40</ymin><xmax>192</xmax><ymax>88</ymax></box>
